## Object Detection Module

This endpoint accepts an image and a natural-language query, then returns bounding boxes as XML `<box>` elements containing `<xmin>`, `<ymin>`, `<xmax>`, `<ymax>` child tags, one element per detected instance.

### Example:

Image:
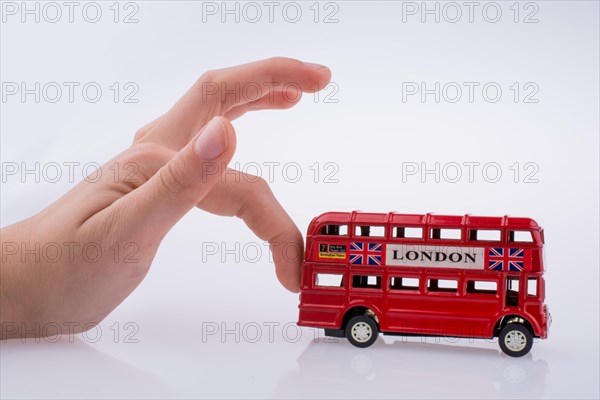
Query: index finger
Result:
<box><xmin>198</xmin><ymin>170</ymin><xmax>304</xmax><ymax>292</ymax></box>
<box><xmin>139</xmin><ymin>57</ymin><xmax>331</xmax><ymax>150</ymax></box>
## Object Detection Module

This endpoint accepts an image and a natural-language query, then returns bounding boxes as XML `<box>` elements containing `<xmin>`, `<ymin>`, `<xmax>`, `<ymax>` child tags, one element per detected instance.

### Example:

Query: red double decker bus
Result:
<box><xmin>297</xmin><ymin>212</ymin><xmax>550</xmax><ymax>357</ymax></box>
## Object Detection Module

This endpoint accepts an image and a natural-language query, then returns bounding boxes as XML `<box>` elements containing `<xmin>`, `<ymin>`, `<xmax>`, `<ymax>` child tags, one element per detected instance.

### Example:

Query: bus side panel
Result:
<box><xmin>445</xmin><ymin>295</ymin><xmax>500</xmax><ymax>338</ymax></box>
<box><xmin>523</xmin><ymin>302</ymin><xmax>547</xmax><ymax>338</ymax></box>
<box><xmin>298</xmin><ymin>290</ymin><xmax>346</xmax><ymax>328</ymax></box>
<box><xmin>393</xmin><ymin>295</ymin><xmax>495</xmax><ymax>338</ymax></box>
<box><xmin>347</xmin><ymin>291</ymin><xmax>385</xmax><ymax>326</ymax></box>
<box><xmin>384</xmin><ymin>292</ymin><xmax>431</xmax><ymax>334</ymax></box>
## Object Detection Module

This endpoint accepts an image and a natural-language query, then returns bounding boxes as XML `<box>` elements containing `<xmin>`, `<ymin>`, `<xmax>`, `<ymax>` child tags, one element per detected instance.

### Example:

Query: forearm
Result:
<box><xmin>0</xmin><ymin>219</ymin><xmax>78</xmax><ymax>340</ymax></box>
<box><xmin>1</xmin><ymin>220</ymin><xmax>35</xmax><ymax>339</ymax></box>
<box><xmin>1</xmin><ymin>218</ymin><xmax>137</xmax><ymax>339</ymax></box>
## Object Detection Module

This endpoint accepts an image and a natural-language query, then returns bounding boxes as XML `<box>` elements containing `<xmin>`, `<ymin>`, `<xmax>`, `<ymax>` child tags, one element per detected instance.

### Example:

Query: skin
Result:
<box><xmin>0</xmin><ymin>57</ymin><xmax>332</xmax><ymax>339</ymax></box>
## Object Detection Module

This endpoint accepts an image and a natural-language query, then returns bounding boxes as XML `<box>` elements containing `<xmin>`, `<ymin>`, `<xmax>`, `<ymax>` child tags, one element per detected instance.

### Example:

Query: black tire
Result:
<box><xmin>499</xmin><ymin>324</ymin><xmax>533</xmax><ymax>357</ymax></box>
<box><xmin>345</xmin><ymin>315</ymin><xmax>378</xmax><ymax>348</ymax></box>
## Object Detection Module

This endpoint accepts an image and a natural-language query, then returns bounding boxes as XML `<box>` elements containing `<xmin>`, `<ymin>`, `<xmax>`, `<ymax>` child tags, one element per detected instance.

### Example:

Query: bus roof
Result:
<box><xmin>308</xmin><ymin>211</ymin><xmax>541</xmax><ymax>234</ymax></box>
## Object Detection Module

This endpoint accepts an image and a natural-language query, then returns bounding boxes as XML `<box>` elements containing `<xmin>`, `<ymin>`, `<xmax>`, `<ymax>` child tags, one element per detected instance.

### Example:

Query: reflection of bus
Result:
<box><xmin>274</xmin><ymin>339</ymin><xmax>549</xmax><ymax>398</ymax></box>
<box><xmin>297</xmin><ymin>212</ymin><xmax>551</xmax><ymax>357</ymax></box>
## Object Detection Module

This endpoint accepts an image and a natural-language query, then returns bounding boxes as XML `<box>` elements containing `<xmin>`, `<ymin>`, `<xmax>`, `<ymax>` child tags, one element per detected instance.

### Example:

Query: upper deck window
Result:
<box><xmin>320</xmin><ymin>224</ymin><xmax>348</xmax><ymax>236</ymax></box>
<box><xmin>469</xmin><ymin>229</ymin><xmax>501</xmax><ymax>242</ymax></box>
<box><xmin>509</xmin><ymin>230</ymin><xmax>534</xmax><ymax>243</ymax></box>
<box><xmin>430</xmin><ymin>227</ymin><xmax>462</xmax><ymax>240</ymax></box>
<box><xmin>392</xmin><ymin>226</ymin><xmax>423</xmax><ymax>239</ymax></box>
<box><xmin>354</xmin><ymin>225</ymin><xmax>385</xmax><ymax>237</ymax></box>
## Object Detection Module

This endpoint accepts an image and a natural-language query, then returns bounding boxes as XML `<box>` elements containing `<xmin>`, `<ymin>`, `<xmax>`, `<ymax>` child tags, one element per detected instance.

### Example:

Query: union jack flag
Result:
<box><xmin>349</xmin><ymin>242</ymin><xmax>383</xmax><ymax>266</ymax></box>
<box><xmin>487</xmin><ymin>248</ymin><xmax>525</xmax><ymax>272</ymax></box>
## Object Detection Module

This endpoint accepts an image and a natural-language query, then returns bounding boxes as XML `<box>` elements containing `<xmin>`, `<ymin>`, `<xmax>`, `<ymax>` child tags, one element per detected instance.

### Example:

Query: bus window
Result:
<box><xmin>355</xmin><ymin>225</ymin><xmax>384</xmax><ymax>237</ymax></box>
<box><xmin>315</xmin><ymin>273</ymin><xmax>343</xmax><ymax>288</ymax></box>
<box><xmin>352</xmin><ymin>275</ymin><xmax>381</xmax><ymax>289</ymax></box>
<box><xmin>466</xmin><ymin>280</ymin><xmax>497</xmax><ymax>295</ymax></box>
<box><xmin>427</xmin><ymin>279</ymin><xmax>458</xmax><ymax>293</ymax></box>
<box><xmin>320</xmin><ymin>224</ymin><xmax>348</xmax><ymax>236</ymax></box>
<box><xmin>430</xmin><ymin>228</ymin><xmax>461</xmax><ymax>240</ymax></box>
<box><xmin>393</xmin><ymin>226</ymin><xmax>423</xmax><ymax>239</ymax></box>
<box><xmin>468</xmin><ymin>229</ymin><xmax>501</xmax><ymax>242</ymax></box>
<box><xmin>506</xmin><ymin>277</ymin><xmax>520</xmax><ymax>306</ymax></box>
<box><xmin>390</xmin><ymin>277</ymin><xmax>419</xmax><ymax>291</ymax></box>
<box><xmin>509</xmin><ymin>230</ymin><xmax>533</xmax><ymax>243</ymax></box>
<box><xmin>527</xmin><ymin>277</ymin><xmax>538</xmax><ymax>296</ymax></box>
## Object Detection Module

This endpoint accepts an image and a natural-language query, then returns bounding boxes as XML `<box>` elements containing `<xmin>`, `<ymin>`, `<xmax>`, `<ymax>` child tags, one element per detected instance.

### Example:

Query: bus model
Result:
<box><xmin>297</xmin><ymin>212</ymin><xmax>550</xmax><ymax>357</ymax></box>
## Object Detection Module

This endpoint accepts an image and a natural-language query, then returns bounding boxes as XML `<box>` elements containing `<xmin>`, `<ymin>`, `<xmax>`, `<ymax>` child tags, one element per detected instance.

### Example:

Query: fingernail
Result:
<box><xmin>194</xmin><ymin>117</ymin><xmax>228</xmax><ymax>160</ymax></box>
<box><xmin>304</xmin><ymin>62</ymin><xmax>329</xmax><ymax>70</ymax></box>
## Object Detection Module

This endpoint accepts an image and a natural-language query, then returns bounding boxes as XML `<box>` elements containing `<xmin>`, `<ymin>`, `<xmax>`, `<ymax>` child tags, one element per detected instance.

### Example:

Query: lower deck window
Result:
<box><xmin>428</xmin><ymin>279</ymin><xmax>458</xmax><ymax>293</ymax></box>
<box><xmin>506</xmin><ymin>277</ymin><xmax>520</xmax><ymax>306</ymax></box>
<box><xmin>390</xmin><ymin>277</ymin><xmax>419</xmax><ymax>291</ymax></box>
<box><xmin>527</xmin><ymin>277</ymin><xmax>538</xmax><ymax>296</ymax></box>
<box><xmin>315</xmin><ymin>273</ymin><xmax>343</xmax><ymax>287</ymax></box>
<box><xmin>352</xmin><ymin>275</ymin><xmax>381</xmax><ymax>289</ymax></box>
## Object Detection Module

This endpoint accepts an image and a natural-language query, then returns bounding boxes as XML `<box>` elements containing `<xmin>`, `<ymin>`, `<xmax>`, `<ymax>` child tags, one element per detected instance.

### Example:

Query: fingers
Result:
<box><xmin>115</xmin><ymin>116</ymin><xmax>237</xmax><ymax>239</ymax></box>
<box><xmin>224</xmin><ymin>88</ymin><xmax>303</xmax><ymax>121</ymax></box>
<box><xmin>138</xmin><ymin>57</ymin><xmax>331</xmax><ymax>150</ymax></box>
<box><xmin>197</xmin><ymin>170</ymin><xmax>303</xmax><ymax>293</ymax></box>
<box><xmin>39</xmin><ymin>142</ymin><xmax>174</xmax><ymax>228</ymax></box>
<box><xmin>133</xmin><ymin>115</ymin><xmax>163</xmax><ymax>142</ymax></box>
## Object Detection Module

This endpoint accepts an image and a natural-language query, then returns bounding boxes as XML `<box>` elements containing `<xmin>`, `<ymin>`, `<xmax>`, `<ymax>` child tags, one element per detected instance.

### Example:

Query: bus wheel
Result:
<box><xmin>499</xmin><ymin>324</ymin><xmax>533</xmax><ymax>357</ymax></box>
<box><xmin>346</xmin><ymin>315</ymin><xmax>378</xmax><ymax>348</ymax></box>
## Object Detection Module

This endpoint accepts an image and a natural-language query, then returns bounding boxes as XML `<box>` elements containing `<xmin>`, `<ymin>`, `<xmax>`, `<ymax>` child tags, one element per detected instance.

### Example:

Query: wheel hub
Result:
<box><xmin>351</xmin><ymin>322</ymin><xmax>372</xmax><ymax>343</ymax></box>
<box><xmin>504</xmin><ymin>330</ymin><xmax>527</xmax><ymax>352</ymax></box>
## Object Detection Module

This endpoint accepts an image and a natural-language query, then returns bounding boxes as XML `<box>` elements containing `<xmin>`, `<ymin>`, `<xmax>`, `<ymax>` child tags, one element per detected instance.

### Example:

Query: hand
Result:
<box><xmin>0</xmin><ymin>57</ymin><xmax>331</xmax><ymax>339</ymax></box>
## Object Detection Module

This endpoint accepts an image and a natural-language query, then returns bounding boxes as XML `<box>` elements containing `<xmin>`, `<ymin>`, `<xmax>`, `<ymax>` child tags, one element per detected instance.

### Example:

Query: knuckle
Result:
<box><xmin>248</xmin><ymin>176</ymin><xmax>274</xmax><ymax>199</ymax></box>
<box><xmin>240</xmin><ymin>173</ymin><xmax>269</xmax><ymax>192</ymax></box>
<box><xmin>196</xmin><ymin>70</ymin><xmax>226</xmax><ymax>110</ymax></box>
<box><xmin>121</xmin><ymin>143</ymin><xmax>172</xmax><ymax>186</ymax></box>
<box><xmin>128</xmin><ymin>142</ymin><xmax>170</xmax><ymax>162</ymax></box>
<box><xmin>197</xmin><ymin>69</ymin><xmax>220</xmax><ymax>86</ymax></box>
<box><xmin>159</xmin><ymin>161</ymin><xmax>189</xmax><ymax>195</ymax></box>
<box><xmin>253</xmin><ymin>176</ymin><xmax>269</xmax><ymax>191</ymax></box>
<box><xmin>233</xmin><ymin>175</ymin><xmax>271</xmax><ymax>219</ymax></box>
<box><xmin>133</xmin><ymin>128</ymin><xmax>147</xmax><ymax>142</ymax></box>
<box><xmin>268</xmin><ymin>56</ymin><xmax>297</xmax><ymax>67</ymax></box>
<box><xmin>268</xmin><ymin>56</ymin><xmax>301</xmax><ymax>75</ymax></box>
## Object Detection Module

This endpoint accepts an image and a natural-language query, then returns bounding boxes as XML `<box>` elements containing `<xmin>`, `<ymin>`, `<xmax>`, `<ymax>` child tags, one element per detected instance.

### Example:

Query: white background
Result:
<box><xmin>1</xmin><ymin>1</ymin><xmax>599</xmax><ymax>398</ymax></box>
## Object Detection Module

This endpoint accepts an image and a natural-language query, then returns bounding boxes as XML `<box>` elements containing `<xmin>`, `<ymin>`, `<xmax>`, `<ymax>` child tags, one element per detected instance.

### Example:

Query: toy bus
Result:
<box><xmin>297</xmin><ymin>212</ymin><xmax>550</xmax><ymax>357</ymax></box>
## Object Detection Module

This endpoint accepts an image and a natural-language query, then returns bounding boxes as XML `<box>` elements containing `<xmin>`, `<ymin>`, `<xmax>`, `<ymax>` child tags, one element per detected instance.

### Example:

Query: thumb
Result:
<box><xmin>122</xmin><ymin>116</ymin><xmax>237</xmax><ymax>236</ymax></box>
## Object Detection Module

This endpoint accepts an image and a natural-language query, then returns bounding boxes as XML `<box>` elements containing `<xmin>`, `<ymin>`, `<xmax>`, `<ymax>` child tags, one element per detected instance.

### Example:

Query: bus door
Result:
<box><xmin>505</xmin><ymin>276</ymin><xmax>522</xmax><ymax>308</ymax></box>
